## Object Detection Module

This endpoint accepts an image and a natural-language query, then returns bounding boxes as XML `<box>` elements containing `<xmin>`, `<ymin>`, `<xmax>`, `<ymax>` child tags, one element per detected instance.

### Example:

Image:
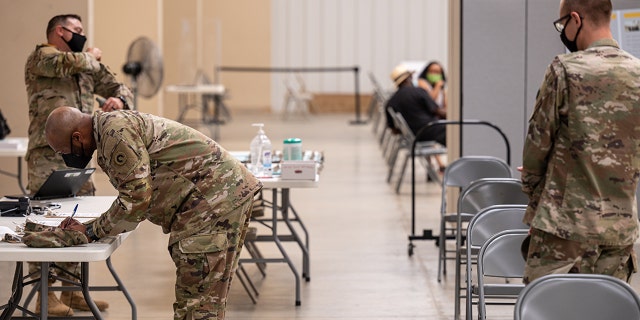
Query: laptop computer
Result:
<box><xmin>6</xmin><ymin>168</ymin><xmax>96</xmax><ymax>200</ymax></box>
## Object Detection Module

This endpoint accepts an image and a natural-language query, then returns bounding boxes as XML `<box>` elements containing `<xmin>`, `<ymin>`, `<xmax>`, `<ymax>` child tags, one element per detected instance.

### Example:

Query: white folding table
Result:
<box><xmin>240</xmin><ymin>175</ymin><xmax>319</xmax><ymax>306</ymax></box>
<box><xmin>0</xmin><ymin>196</ymin><xmax>136</xmax><ymax>320</ymax></box>
<box><xmin>0</xmin><ymin>138</ymin><xmax>28</xmax><ymax>194</ymax></box>
<box><xmin>165</xmin><ymin>84</ymin><xmax>229</xmax><ymax>140</ymax></box>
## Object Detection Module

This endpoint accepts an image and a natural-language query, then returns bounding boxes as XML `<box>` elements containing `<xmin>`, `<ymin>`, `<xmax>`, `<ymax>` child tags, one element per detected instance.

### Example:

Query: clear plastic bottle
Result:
<box><xmin>249</xmin><ymin>123</ymin><xmax>273</xmax><ymax>177</ymax></box>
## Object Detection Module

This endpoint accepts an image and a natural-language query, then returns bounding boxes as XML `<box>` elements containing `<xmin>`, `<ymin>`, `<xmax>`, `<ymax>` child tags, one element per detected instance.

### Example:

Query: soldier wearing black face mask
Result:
<box><xmin>522</xmin><ymin>0</ymin><xmax>640</xmax><ymax>286</ymax></box>
<box><xmin>23</xmin><ymin>13</ymin><xmax>134</xmax><ymax>317</ymax></box>
<box><xmin>60</xmin><ymin>25</ymin><xmax>87</xmax><ymax>53</ymax></box>
<box><xmin>554</xmin><ymin>9</ymin><xmax>583</xmax><ymax>52</ymax></box>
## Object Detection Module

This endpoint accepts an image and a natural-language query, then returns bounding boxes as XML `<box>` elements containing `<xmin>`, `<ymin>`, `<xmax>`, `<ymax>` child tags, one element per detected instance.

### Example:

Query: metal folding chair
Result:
<box><xmin>464</xmin><ymin>205</ymin><xmax>528</xmax><ymax>320</ymax></box>
<box><xmin>367</xmin><ymin>72</ymin><xmax>392</xmax><ymax>135</ymax></box>
<box><xmin>387</xmin><ymin>110</ymin><xmax>445</xmax><ymax>192</ymax></box>
<box><xmin>282</xmin><ymin>74</ymin><xmax>313</xmax><ymax>119</ymax></box>
<box><xmin>435</xmin><ymin>156</ymin><xmax>514</xmax><ymax>283</ymax></box>
<box><xmin>454</xmin><ymin>178</ymin><xmax>528</xmax><ymax>319</ymax></box>
<box><xmin>476</xmin><ymin>230</ymin><xmax>528</xmax><ymax>320</ymax></box>
<box><xmin>515</xmin><ymin>274</ymin><xmax>640</xmax><ymax>320</ymax></box>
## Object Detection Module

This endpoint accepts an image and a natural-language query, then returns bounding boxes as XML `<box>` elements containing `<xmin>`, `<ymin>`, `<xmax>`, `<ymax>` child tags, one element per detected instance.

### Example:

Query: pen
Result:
<box><xmin>62</xmin><ymin>204</ymin><xmax>78</xmax><ymax>229</ymax></box>
<box><xmin>70</xmin><ymin>204</ymin><xmax>78</xmax><ymax>219</ymax></box>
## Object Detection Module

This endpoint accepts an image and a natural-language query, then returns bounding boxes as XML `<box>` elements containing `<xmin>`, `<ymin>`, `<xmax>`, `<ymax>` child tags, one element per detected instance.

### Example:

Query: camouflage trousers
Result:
<box><xmin>523</xmin><ymin>228</ymin><xmax>637</xmax><ymax>284</ymax></box>
<box><xmin>169</xmin><ymin>197</ymin><xmax>253</xmax><ymax>320</ymax></box>
<box><xmin>27</xmin><ymin>147</ymin><xmax>95</xmax><ymax>281</ymax></box>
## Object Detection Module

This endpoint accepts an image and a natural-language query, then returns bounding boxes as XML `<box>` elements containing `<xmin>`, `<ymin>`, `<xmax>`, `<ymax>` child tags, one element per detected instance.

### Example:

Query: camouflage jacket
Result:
<box><xmin>522</xmin><ymin>38</ymin><xmax>640</xmax><ymax>245</ymax></box>
<box><xmin>24</xmin><ymin>43</ymin><xmax>134</xmax><ymax>159</ymax></box>
<box><xmin>89</xmin><ymin>110</ymin><xmax>262</xmax><ymax>245</ymax></box>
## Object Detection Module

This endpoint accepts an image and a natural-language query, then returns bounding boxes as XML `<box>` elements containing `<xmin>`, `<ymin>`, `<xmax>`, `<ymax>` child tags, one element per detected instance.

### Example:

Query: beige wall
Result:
<box><xmin>0</xmin><ymin>0</ymin><xmax>270</xmax><ymax>196</ymax></box>
<box><xmin>94</xmin><ymin>0</ymin><xmax>161</xmax><ymax>115</ymax></box>
<box><xmin>208</xmin><ymin>1</ymin><xmax>271</xmax><ymax>112</ymax></box>
<box><xmin>163</xmin><ymin>1</ymin><xmax>272</xmax><ymax>118</ymax></box>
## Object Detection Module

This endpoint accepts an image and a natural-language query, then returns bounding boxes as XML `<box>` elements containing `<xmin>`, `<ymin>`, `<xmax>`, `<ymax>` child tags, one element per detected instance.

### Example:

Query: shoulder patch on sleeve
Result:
<box><xmin>114</xmin><ymin>151</ymin><xmax>128</xmax><ymax>166</ymax></box>
<box><xmin>107</xmin><ymin>140</ymin><xmax>141</xmax><ymax>179</ymax></box>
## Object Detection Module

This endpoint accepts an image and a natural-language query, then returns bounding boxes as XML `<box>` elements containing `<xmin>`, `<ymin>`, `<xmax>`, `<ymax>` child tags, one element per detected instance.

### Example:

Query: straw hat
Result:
<box><xmin>390</xmin><ymin>64</ymin><xmax>413</xmax><ymax>87</ymax></box>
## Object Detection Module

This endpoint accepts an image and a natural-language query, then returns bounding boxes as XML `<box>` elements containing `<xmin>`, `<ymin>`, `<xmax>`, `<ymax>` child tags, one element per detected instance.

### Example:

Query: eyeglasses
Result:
<box><xmin>553</xmin><ymin>14</ymin><xmax>571</xmax><ymax>32</ymax></box>
<box><xmin>61</xmin><ymin>26</ymin><xmax>83</xmax><ymax>35</ymax></box>
<box><xmin>553</xmin><ymin>13</ymin><xmax>583</xmax><ymax>33</ymax></box>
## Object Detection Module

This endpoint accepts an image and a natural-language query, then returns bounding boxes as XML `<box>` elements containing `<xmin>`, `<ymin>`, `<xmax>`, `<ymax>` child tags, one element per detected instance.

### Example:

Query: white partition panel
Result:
<box><xmin>271</xmin><ymin>0</ymin><xmax>449</xmax><ymax>113</ymax></box>
<box><xmin>461</xmin><ymin>0</ymin><xmax>640</xmax><ymax>170</ymax></box>
<box><xmin>461</xmin><ymin>0</ymin><xmax>565</xmax><ymax>169</ymax></box>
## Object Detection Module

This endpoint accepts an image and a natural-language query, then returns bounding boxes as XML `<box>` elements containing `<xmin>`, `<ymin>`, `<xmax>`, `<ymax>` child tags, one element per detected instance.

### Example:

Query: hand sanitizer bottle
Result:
<box><xmin>250</xmin><ymin>123</ymin><xmax>273</xmax><ymax>177</ymax></box>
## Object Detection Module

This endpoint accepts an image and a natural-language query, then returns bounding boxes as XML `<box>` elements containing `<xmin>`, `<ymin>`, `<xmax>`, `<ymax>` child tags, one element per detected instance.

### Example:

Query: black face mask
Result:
<box><xmin>62</xmin><ymin>153</ymin><xmax>92</xmax><ymax>169</ymax></box>
<box><xmin>560</xmin><ymin>19</ymin><xmax>582</xmax><ymax>52</ymax></box>
<box><xmin>62</xmin><ymin>27</ymin><xmax>87</xmax><ymax>52</ymax></box>
<box><xmin>62</xmin><ymin>136</ymin><xmax>92</xmax><ymax>169</ymax></box>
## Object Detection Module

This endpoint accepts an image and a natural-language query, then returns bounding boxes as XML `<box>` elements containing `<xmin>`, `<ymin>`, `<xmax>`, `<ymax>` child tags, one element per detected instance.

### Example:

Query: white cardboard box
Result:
<box><xmin>280</xmin><ymin>161</ymin><xmax>317</xmax><ymax>180</ymax></box>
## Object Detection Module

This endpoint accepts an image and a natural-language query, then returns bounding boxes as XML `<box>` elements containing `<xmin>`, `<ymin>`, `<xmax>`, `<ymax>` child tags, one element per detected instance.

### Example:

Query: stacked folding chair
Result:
<box><xmin>464</xmin><ymin>205</ymin><xmax>528</xmax><ymax>319</ymax></box>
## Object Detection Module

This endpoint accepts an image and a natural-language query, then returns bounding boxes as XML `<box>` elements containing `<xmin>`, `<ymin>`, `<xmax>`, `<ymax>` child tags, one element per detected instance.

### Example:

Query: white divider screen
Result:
<box><xmin>460</xmin><ymin>0</ymin><xmax>637</xmax><ymax>170</ymax></box>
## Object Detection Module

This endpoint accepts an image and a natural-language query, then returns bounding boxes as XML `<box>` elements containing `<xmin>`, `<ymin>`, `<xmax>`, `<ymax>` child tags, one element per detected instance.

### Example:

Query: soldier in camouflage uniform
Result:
<box><xmin>45</xmin><ymin>107</ymin><xmax>262</xmax><ymax>320</ymax></box>
<box><xmin>521</xmin><ymin>0</ymin><xmax>640</xmax><ymax>284</ymax></box>
<box><xmin>25</xmin><ymin>13</ymin><xmax>133</xmax><ymax>193</ymax></box>
<box><xmin>24</xmin><ymin>14</ymin><xmax>133</xmax><ymax>315</ymax></box>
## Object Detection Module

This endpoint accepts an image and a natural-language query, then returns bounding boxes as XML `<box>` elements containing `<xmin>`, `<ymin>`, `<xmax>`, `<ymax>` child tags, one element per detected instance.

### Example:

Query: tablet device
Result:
<box><xmin>6</xmin><ymin>168</ymin><xmax>95</xmax><ymax>200</ymax></box>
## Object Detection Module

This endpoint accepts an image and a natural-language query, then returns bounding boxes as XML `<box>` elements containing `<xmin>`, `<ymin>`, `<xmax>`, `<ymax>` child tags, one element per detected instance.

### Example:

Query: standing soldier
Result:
<box><xmin>521</xmin><ymin>0</ymin><xmax>640</xmax><ymax>284</ymax></box>
<box><xmin>45</xmin><ymin>107</ymin><xmax>262</xmax><ymax>320</ymax></box>
<box><xmin>24</xmin><ymin>13</ymin><xmax>133</xmax><ymax>315</ymax></box>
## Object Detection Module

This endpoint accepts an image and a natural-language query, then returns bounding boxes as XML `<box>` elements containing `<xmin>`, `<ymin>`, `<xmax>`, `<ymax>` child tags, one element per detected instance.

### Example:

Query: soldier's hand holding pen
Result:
<box><xmin>60</xmin><ymin>218</ymin><xmax>86</xmax><ymax>233</ymax></box>
<box><xmin>59</xmin><ymin>204</ymin><xmax>86</xmax><ymax>233</ymax></box>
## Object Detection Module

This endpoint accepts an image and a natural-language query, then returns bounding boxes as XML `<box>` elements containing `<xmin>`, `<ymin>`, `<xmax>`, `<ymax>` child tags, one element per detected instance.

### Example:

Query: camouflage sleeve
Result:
<box><xmin>521</xmin><ymin>58</ymin><xmax>564</xmax><ymax>197</ymax></box>
<box><xmin>92</xmin><ymin>64</ymin><xmax>135</xmax><ymax>108</ymax></box>
<box><xmin>91</xmin><ymin>128</ymin><xmax>153</xmax><ymax>238</ymax></box>
<box><xmin>28</xmin><ymin>45</ymin><xmax>101</xmax><ymax>78</ymax></box>
<box><xmin>22</xmin><ymin>229</ymin><xmax>89</xmax><ymax>248</ymax></box>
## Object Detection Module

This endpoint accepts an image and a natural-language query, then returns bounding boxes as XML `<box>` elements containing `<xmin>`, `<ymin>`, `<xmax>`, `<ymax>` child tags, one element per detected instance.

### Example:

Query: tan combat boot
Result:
<box><xmin>60</xmin><ymin>282</ymin><xmax>109</xmax><ymax>311</ymax></box>
<box><xmin>35</xmin><ymin>281</ymin><xmax>74</xmax><ymax>316</ymax></box>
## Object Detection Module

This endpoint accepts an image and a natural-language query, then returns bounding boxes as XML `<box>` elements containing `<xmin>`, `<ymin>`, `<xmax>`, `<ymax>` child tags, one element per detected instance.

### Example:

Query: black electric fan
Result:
<box><xmin>122</xmin><ymin>36</ymin><xmax>163</xmax><ymax>108</ymax></box>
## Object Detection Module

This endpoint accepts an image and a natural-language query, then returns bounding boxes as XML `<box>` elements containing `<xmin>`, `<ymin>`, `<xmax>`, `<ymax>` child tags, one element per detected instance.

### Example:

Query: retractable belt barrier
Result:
<box><xmin>216</xmin><ymin>65</ymin><xmax>366</xmax><ymax>124</ymax></box>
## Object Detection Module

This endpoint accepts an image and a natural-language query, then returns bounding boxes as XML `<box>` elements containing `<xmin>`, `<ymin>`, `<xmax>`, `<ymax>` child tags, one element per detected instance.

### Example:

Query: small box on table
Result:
<box><xmin>280</xmin><ymin>161</ymin><xmax>317</xmax><ymax>180</ymax></box>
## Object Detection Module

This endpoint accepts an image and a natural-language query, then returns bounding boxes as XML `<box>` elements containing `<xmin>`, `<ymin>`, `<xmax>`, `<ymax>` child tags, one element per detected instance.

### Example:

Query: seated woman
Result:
<box><xmin>417</xmin><ymin>61</ymin><xmax>447</xmax><ymax>113</ymax></box>
<box><xmin>417</xmin><ymin>61</ymin><xmax>448</xmax><ymax>172</ymax></box>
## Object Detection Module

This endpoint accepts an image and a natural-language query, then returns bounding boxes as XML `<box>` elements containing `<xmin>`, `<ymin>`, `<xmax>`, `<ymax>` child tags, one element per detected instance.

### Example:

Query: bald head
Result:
<box><xmin>45</xmin><ymin>106</ymin><xmax>93</xmax><ymax>154</ymax></box>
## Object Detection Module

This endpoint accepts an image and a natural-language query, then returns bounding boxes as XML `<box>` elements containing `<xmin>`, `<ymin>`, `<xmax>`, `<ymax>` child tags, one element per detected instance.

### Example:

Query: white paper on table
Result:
<box><xmin>53</xmin><ymin>212</ymin><xmax>103</xmax><ymax>218</ymax></box>
<box><xmin>0</xmin><ymin>225</ymin><xmax>17</xmax><ymax>237</ymax></box>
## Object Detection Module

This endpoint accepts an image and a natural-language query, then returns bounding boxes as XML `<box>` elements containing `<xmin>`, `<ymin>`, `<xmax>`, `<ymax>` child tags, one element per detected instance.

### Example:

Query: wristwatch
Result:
<box><xmin>85</xmin><ymin>223</ymin><xmax>100</xmax><ymax>242</ymax></box>
<box><xmin>117</xmin><ymin>96</ymin><xmax>129</xmax><ymax>109</ymax></box>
